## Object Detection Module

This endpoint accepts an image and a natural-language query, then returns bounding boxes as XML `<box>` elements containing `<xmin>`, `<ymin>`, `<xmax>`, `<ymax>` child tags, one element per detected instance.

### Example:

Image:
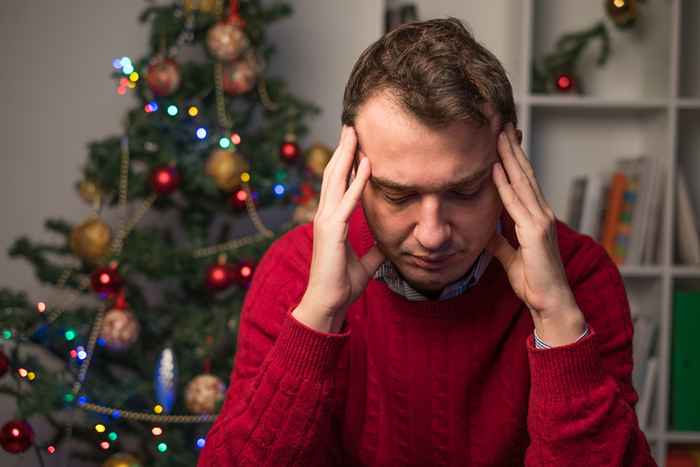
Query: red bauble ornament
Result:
<box><xmin>222</xmin><ymin>52</ymin><xmax>257</xmax><ymax>95</ymax></box>
<box><xmin>0</xmin><ymin>350</ymin><xmax>8</xmax><ymax>378</ymax></box>
<box><xmin>90</xmin><ymin>266</ymin><xmax>124</xmax><ymax>295</ymax></box>
<box><xmin>205</xmin><ymin>262</ymin><xmax>236</xmax><ymax>291</ymax></box>
<box><xmin>0</xmin><ymin>420</ymin><xmax>34</xmax><ymax>454</ymax></box>
<box><xmin>555</xmin><ymin>73</ymin><xmax>575</xmax><ymax>93</ymax></box>
<box><xmin>233</xmin><ymin>260</ymin><xmax>256</xmax><ymax>288</ymax></box>
<box><xmin>146</xmin><ymin>58</ymin><xmax>181</xmax><ymax>97</ymax></box>
<box><xmin>150</xmin><ymin>165</ymin><xmax>181</xmax><ymax>195</ymax></box>
<box><xmin>229</xmin><ymin>188</ymin><xmax>250</xmax><ymax>210</ymax></box>
<box><xmin>280</xmin><ymin>136</ymin><xmax>301</xmax><ymax>162</ymax></box>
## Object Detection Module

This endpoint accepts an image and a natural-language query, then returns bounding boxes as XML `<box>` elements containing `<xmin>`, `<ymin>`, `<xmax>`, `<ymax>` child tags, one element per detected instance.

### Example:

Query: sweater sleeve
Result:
<box><xmin>197</xmin><ymin>228</ymin><xmax>350</xmax><ymax>467</ymax></box>
<box><xmin>524</xmin><ymin>240</ymin><xmax>657</xmax><ymax>467</ymax></box>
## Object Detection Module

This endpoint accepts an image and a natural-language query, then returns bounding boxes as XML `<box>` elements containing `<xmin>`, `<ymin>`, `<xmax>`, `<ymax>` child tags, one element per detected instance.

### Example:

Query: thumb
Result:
<box><xmin>485</xmin><ymin>231</ymin><xmax>516</xmax><ymax>269</ymax></box>
<box><xmin>360</xmin><ymin>244</ymin><xmax>386</xmax><ymax>277</ymax></box>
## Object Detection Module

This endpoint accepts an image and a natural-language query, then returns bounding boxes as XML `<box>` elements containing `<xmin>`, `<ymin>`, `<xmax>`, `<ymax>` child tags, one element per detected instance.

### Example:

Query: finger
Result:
<box><xmin>492</xmin><ymin>161</ymin><xmax>531</xmax><ymax>226</ymax></box>
<box><xmin>318</xmin><ymin>125</ymin><xmax>348</xmax><ymax>213</ymax></box>
<box><xmin>336</xmin><ymin>156</ymin><xmax>369</xmax><ymax>220</ymax></box>
<box><xmin>485</xmin><ymin>231</ymin><xmax>516</xmax><ymax>270</ymax></box>
<box><xmin>505</xmin><ymin>123</ymin><xmax>550</xmax><ymax>215</ymax></box>
<box><xmin>498</xmin><ymin>128</ymin><xmax>543</xmax><ymax>218</ymax></box>
<box><xmin>326</xmin><ymin>125</ymin><xmax>358</xmax><ymax>207</ymax></box>
<box><xmin>359</xmin><ymin>244</ymin><xmax>386</xmax><ymax>277</ymax></box>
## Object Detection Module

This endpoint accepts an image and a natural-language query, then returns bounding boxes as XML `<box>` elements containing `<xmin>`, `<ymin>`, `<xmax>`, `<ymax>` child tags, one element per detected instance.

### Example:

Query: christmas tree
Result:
<box><xmin>0</xmin><ymin>1</ymin><xmax>328</xmax><ymax>465</ymax></box>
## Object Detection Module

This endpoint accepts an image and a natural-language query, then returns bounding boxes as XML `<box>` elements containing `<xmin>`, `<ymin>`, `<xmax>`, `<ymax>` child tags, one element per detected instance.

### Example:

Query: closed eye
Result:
<box><xmin>384</xmin><ymin>187</ymin><xmax>482</xmax><ymax>205</ymax></box>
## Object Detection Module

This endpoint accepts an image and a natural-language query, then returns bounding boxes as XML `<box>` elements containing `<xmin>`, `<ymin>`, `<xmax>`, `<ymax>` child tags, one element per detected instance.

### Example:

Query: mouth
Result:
<box><xmin>409</xmin><ymin>253</ymin><xmax>455</xmax><ymax>270</ymax></box>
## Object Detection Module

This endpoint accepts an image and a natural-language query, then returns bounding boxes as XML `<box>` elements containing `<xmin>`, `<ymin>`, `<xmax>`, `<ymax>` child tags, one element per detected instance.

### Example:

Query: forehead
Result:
<box><xmin>354</xmin><ymin>94</ymin><xmax>501</xmax><ymax>188</ymax></box>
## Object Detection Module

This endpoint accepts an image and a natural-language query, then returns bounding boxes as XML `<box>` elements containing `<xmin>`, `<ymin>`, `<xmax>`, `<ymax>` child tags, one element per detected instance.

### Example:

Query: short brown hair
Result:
<box><xmin>341</xmin><ymin>17</ymin><xmax>517</xmax><ymax>130</ymax></box>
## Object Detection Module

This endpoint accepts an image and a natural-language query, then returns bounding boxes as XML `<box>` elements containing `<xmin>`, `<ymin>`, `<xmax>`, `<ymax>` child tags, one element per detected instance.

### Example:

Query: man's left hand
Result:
<box><xmin>486</xmin><ymin>122</ymin><xmax>586</xmax><ymax>347</ymax></box>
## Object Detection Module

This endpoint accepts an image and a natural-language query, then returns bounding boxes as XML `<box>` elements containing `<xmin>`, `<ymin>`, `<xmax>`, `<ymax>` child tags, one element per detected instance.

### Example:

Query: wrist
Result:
<box><xmin>292</xmin><ymin>297</ymin><xmax>345</xmax><ymax>333</ymax></box>
<box><xmin>533</xmin><ymin>307</ymin><xmax>586</xmax><ymax>347</ymax></box>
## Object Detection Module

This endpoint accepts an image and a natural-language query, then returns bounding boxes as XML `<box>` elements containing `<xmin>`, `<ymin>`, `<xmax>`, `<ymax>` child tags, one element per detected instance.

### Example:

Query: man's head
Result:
<box><xmin>341</xmin><ymin>17</ymin><xmax>518</xmax><ymax>295</ymax></box>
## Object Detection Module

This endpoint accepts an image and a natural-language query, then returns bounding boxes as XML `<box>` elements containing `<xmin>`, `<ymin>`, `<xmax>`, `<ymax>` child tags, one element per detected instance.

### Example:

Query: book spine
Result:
<box><xmin>601</xmin><ymin>172</ymin><xmax>628</xmax><ymax>261</ymax></box>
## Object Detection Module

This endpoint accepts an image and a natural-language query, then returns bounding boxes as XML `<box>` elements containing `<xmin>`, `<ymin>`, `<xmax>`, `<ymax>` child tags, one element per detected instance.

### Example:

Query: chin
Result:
<box><xmin>394</xmin><ymin>257</ymin><xmax>469</xmax><ymax>293</ymax></box>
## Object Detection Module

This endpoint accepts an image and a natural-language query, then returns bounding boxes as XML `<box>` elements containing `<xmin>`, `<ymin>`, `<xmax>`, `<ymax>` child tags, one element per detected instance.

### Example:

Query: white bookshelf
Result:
<box><xmin>399</xmin><ymin>0</ymin><xmax>700</xmax><ymax>464</ymax></box>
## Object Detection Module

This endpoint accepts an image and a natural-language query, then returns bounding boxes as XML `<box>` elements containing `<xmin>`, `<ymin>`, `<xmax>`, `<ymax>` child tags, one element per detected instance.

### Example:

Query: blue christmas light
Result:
<box><xmin>97</xmin><ymin>337</ymin><xmax>106</xmax><ymax>347</ymax></box>
<box><xmin>76</xmin><ymin>345</ymin><xmax>87</xmax><ymax>361</ymax></box>
<box><xmin>273</xmin><ymin>184</ymin><xmax>286</xmax><ymax>196</ymax></box>
<box><xmin>148</xmin><ymin>101</ymin><xmax>159</xmax><ymax>112</ymax></box>
<box><xmin>120</xmin><ymin>57</ymin><xmax>131</xmax><ymax>68</ymax></box>
<box><xmin>196</xmin><ymin>438</ymin><xmax>206</xmax><ymax>449</ymax></box>
<box><xmin>112</xmin><ymin>58</ymin><xmax>123</xmax><ymax>69</ymax></box>
<box><xmin>111</xmin><ymin>410</ymin><xmax>121</xmax><ymax>419</ymax></box>
<box><xmin>78</xmin><ymin>396</ymin><xmax>88</xmax><ymax>406</ymax></box>
<box><xmin>167</xmin><ymin>105</ymin><xmax>178</xmax><ymax>116</ymax></box>
<box><xmin>196</xmin><ymin>128</ymin><xmax>207</xmax><ymax>140</ymax></box>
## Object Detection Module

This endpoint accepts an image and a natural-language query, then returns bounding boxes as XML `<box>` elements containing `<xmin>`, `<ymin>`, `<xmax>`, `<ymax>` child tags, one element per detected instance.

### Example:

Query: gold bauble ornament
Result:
<box><xmin>183</xmin><ymin>0</ymin><xmax>216</xmax><ymax>13</ymax></box>
<box><xmin>206</xmin><ymin>21</ymin><xmax>250</xmax><ymax>62</ymax></box>
<box><xmin>185</xmin><ymin>374</ymin><xmax>225</xmax><ymax>414</ymax></box>
<box><xmin>100</xmin><ymin>308</ymin><xmax>140</xmax><ymax>352</ymax></box>
<box><xmin>103</xmin><ymin>453</ymin><xmax>142</xmax><ymax>467</ymax></box>
<box><xmin>78</xmin><ymin>180</ymin><xmax>102</xmax><ymax>204</ymax></box>
<box><xmin>305</xmin><ymin>143</ymin><xmax>333</xmax><ymax>178</ymax></box>
<box><xmin>205</xmin><ymin>149</ymin><xmax>250</xmax><ymax>191</ymax></box>
<box><xmin>70</xmin><ymin>218</ymin><xmax>112</xmax><ymax>264</ymax></box>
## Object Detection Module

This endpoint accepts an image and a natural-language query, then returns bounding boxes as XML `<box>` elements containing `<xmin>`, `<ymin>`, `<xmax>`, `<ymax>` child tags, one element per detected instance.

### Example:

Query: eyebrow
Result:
<box><xmin>369</xmin><ymin>166</ymin><xmax>492</xmax><ymax>193</ymax></box>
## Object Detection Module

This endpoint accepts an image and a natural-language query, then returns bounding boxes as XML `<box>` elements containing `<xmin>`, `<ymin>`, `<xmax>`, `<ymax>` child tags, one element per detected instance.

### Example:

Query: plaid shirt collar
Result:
<box><xmin>373</xmin><ymin>219</ymin><xmax>502</xmax><ymax>301</ymax></box>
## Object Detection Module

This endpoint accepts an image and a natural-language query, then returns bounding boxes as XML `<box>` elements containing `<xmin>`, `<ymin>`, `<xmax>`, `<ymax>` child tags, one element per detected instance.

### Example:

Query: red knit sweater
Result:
<box><xmin>198</xmin><ymin>205</ymin><xmax>657</xmax><ymax>466</ymax></box>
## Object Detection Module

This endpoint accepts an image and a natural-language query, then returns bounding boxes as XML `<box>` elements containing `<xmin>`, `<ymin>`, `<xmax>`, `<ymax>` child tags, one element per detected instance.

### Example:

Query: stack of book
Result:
<box><xmin>566</xmin><ymin>157</ymin><xmax>700</xmax><ymax>266</ymax></box>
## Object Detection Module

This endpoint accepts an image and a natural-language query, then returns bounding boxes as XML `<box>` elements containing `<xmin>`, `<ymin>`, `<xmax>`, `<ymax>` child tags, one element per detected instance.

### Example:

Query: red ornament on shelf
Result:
<box><xmin>0</xmin><ymin>349</ymin><xmax>8</xmax><ymax>378</ymax></box>
<box><xmin>233</xmin><ymin>260</ymin><xmax>256</xmax><ymax>288</ymax></box>
<box><xmin>0</xmin><ymin>420</ymin><xmax>34</xmax><ymax>454</ymax></box>
<box><xmin>150</xmin><ymin>165</ymin><xmax>181</xmax><ymax>195</ymax></box>
<box><xmin>555</xmin><ymin>73</ymin><xmax>575</xmax><ymax>93</ymax></box>
<box><xmin>90</xmin><ymin>266</ymin><xmax>124</xmax><ymax>295</ymax></box>
<box><xmin>229</xmin><ymin>188</ymin><xmax>250</xmax><ymax>210</ymax></box>
<box><xmin>146</xmin><ymin>58</ymin><xmax>181</xmax><ymax>97</ymax></box>
<box><xmin>280</xmin><ymin>135</ymin><xmax>301</xmax><ymax>162</ymax></box>
<box><xmin>205</xmin><ymin>261</ymin><xmax>236</xmax><ymax>292</ymax></box>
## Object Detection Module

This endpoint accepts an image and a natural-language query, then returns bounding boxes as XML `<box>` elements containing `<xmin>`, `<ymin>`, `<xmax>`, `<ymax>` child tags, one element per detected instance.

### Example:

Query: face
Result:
<box><xmin>355</xmin><ymin>93</ymin><xmax>505</xmax><ymax>295</ymax></box>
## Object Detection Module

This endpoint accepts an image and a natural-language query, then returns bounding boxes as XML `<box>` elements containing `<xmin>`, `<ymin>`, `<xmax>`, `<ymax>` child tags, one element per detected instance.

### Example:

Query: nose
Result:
<box><xmin>413</xmin><ymin>195</ymin><xmax>452</xmax><ymax>253</ymax></box>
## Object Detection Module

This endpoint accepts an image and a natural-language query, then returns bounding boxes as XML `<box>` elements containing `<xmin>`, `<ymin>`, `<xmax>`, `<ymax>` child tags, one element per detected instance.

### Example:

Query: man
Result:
<box><xmin>199</xmin><ymin>17</ymin><xmax>656</xmax><ymax>466</ymax></box>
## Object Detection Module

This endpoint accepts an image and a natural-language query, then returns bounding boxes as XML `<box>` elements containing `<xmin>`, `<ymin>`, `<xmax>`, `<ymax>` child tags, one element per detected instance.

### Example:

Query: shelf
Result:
<box><xmin>619</xmin><ymin>265</ymin><xmax>664</xmax><ymax>278</ymax></box>
<box><xmin>677</xmin><ymin>99</ymin><xmax>700</xmax><ymax>109</ymax></box>
<box><xmin>672</xmin><ymin>266</ymin><xmax>700</xmax><ymax>278</ymax></box>
<box><xmin>528</xmin><ymin>95</ymin><xmax>668</xmax><ymax>110</ymax></box>
<box><xmin>666</xmin><ymin>431</ymin><xmax>700</xmax><ymax>443</ymax></box>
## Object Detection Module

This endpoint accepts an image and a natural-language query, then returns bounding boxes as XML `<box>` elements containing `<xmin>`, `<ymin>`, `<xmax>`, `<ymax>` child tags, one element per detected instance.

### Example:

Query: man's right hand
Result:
<box><xmin>292</xmin><ymin>125</ymin><xmax>385</xmax><ymax>333</ymax></box>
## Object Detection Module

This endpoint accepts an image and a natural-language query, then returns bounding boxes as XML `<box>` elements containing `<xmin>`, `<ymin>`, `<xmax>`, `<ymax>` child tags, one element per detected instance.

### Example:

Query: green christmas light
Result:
<box><xmin>219</xmin><ymin>137</ymin><xmax>231</xmax><ymax>149</ymax></box>
<box><xmin>167</xmin><ymin>105</ymin><xmax>178</xmax><ymax>116</ymax></box>
<box><xmin>2</xmin><ymin>329</ymin><xmax>12</xmax><ymax>340</ymax></box>
<box><xmin>108</xmin><ymin>432</ymin><xmax>118</xmax><ymax>441</ymax></box>
<box><xmin>157</xmin><ymin>442</ymin><xmax>168</xmax><ymax>453</ymax></box>
<box><xmin>275</xmin><ymin>170</ymin><xmax>288</xmax><ymax>182</ymax></box>
<box><xmin>64</xmin><ymin>329</ymin><xmax>76</xmax><ymax>341</ymax></box>
<box><xmin>64</xmin><ymin>393</ymin><xmax>75</xmax><ymax>403</ymax></box>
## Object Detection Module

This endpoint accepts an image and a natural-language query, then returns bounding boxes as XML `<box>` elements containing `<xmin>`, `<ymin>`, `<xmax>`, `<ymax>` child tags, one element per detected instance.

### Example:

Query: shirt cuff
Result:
<box><xmin>533</xmin><ymin>322</ymin><xmax>589</xmax><ymax>349</ymax></box>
